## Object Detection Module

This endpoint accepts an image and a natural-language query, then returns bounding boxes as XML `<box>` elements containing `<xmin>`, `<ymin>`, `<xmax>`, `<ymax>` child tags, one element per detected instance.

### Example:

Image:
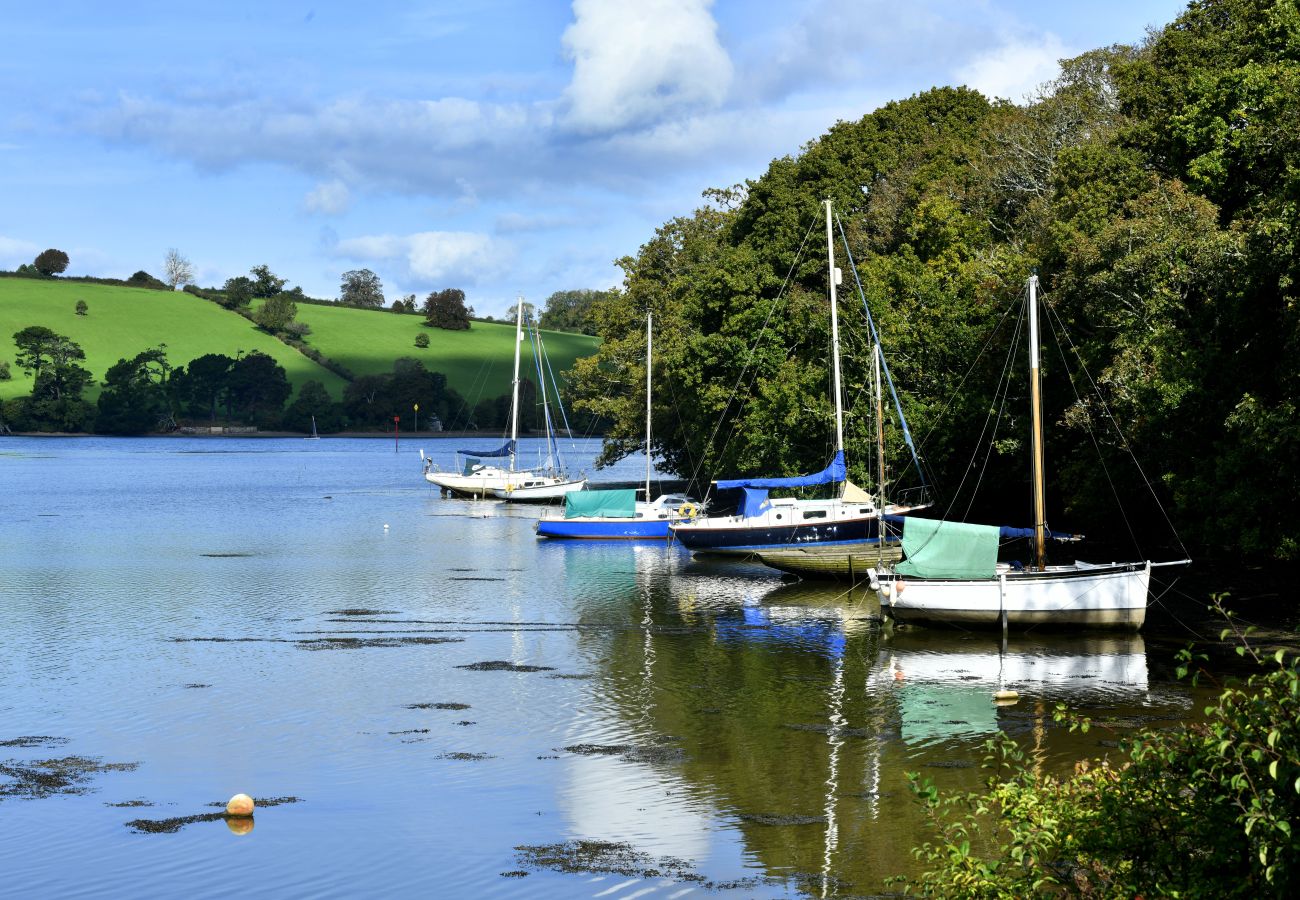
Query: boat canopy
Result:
<box><xmin>716</xmin><ymin>451</ymin><xmax>846</xmax><ymax>491</ymax></box>
<box><xmin>738</xmin><ymin>487</ymin><xmax>773</xmax><ymax>518</ymax></box>
<box><xmin>895</xmin><ymin>518</ymin><xmax>1000</xmax><ymax>579</ymax></box>
<box><xmin>884</xmin><ymin>515</ymin><xmax>1079</xmax><ymax>543</ymax></box>
<box><xmin>565</xmin><ymin>488</ymin><xmax>636</xmax><ymax>519</ymax></box>
<box><xmin>459</xmin><ymin>439</ymin><xmax>514</xmax><ymax>458</ymax></box>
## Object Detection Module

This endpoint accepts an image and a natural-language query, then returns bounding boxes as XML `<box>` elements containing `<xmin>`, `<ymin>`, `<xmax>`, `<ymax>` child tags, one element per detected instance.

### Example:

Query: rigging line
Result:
<box><xmin>1041</xmin><ymin>298</ymin><xmax>1143</xmax><ymax>554</ymax></box>
<box><xmin>538</xmin><ymin>328</ymin><xmax>578</xmax><ymax>443</ymax></box>
<box><xmin>686</xmin><ymin>215</ymin><xmax>820</xmax><ymax>498</ymax></box>
<box><xmin>913</xmin><ymin>288</ymin><xmax>1023</xmax><ymax>454</ymax></box>
<box><xmin>1044</xmin><ymin>296</ymin><xmax>1191</xmax><ymax>560</ymax></box>
<box><xmin>527</xmin><ymin>326</ymin><xmax>560</xmax><ymax>468</ymax></box>
<box><xmin>835</xmin><ymin>215</ymin><xmax>924</xmax><ymax>487</ymax></box>
<box><xmin>958</xmin><ymin>301</ymin><xmax>1027</xmax><ymax>523</ymax></box>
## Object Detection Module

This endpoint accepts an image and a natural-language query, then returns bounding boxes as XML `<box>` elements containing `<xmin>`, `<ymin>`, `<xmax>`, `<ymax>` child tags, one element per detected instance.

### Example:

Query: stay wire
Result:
<box><xmin>687</xmin><ymin>215</ymin><xmax>820</xmax><ymax>500</ymax></box>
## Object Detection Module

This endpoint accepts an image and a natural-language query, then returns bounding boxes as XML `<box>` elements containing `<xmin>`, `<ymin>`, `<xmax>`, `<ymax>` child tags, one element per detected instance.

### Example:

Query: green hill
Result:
<box><xmin>1</xmin><ymin>278</ymin><xmax>602</xmax><ymax>409</ymax></box>
<box><xmin>0</xmin><ymin>279</ymin><xmax>349</xmax><ymax>402</ymax></box>
<box><xmin>280</xmin><ymin>302</ymin><xmax>600</xmax><ymax>406</ymax></box>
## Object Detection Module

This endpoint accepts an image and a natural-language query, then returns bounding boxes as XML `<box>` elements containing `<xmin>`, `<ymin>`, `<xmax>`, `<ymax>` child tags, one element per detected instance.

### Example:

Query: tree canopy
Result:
<box><xmin>33</xmin><ymin>248</ymin><xmax>69</xmax><ymax>276</ymax></box>
<box><xmin>423</xmin><ymin>288</ymin><xmax>472</xmax><ymax>330</ymax></box>
<box><xmin>568</xmin><ymin>0</ymin><xmax>1300</xmax><ymax>561</ymax></box>
<box><xmin>340</xmin><ymin>269</ymin><xmax>385</xmax><ymax>308</ymax></box>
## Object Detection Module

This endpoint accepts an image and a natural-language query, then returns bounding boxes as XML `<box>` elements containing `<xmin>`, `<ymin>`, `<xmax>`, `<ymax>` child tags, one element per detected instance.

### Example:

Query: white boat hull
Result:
<box><xmin>425</xmin><ymin>467</ymin><xmax>520</xmax><ymax>498</ymax></box>
<box><xmin>491</xmin><ymin>478</ymin><xmax>587</xmax><ymax>502</ymax></box>
<box><xmin>878</xmin><ymin>561</ymin><xmax>1151</xmax><ymax>630</ymax></box>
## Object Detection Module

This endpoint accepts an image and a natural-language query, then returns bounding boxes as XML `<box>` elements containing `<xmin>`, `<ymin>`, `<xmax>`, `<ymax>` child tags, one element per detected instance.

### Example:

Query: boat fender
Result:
<box><xmin>896</xmin><ymin>580</ymin><xmax>906</xmax><ymax>594</ymax></box>
<box><xmin>677</xmin><ymin>502</ymin><xmax>699</xmax><ymax>519</ymax></box>
<box><xmin>866</xmin><ymin>568</ymin><xmax>881</xmax><ymax>593</ymax></box>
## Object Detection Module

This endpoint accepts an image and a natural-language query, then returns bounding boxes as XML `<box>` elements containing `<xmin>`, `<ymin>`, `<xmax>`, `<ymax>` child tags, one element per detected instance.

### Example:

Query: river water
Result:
<box><xmin>0</xmin><ymin>436</ymin><xmax>1256</xmax><ymax>897</ymax></box>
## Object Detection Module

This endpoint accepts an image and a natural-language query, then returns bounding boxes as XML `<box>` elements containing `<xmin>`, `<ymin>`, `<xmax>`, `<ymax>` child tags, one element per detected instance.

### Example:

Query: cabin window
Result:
<box><xmin>859</xmin><ymin>508</ymin><xmax>871</xmax><ymax>514</ymax></box>
<box><xmin>635</xmin><ymin>513</ymin><xmax>644</xmax><ymax>518</ymax></box>
<box><xmin>775</xmin><ymin>514</ymin><xmax>782</xmax><ymax>520</ymax></box>
<box><xmin>803</xmin><ymin>510</ymin><xmax>827</xmax><ymax>520</ymax></box>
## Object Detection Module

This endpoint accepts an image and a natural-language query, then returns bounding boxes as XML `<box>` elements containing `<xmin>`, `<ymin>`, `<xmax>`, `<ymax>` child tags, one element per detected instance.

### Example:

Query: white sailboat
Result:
<box><xmin>535</xmin><ymin>311</ymin><xmax>699</xmax><ymax>536</ymax></box>
<box><xmin>423</xmin><ymin>299</ymin><xmax>582</xmax><ymax>499</ymax></box>
<box><xmin>670</xmin><ymin>199</ymin><xmax>924</xmax><ymax>554</ymax></box>
<box><xmin>875</xmin><ymin>273</ymin><xmax>1189</xmax><ymax>631</ymax></box>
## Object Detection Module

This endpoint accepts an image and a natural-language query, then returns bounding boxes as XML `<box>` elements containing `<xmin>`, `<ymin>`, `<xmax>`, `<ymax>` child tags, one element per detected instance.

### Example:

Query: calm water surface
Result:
<box><xmin>0</xmin><ymin>436</ymin><xmax>1229</xmax><ymax>897</ymax></box>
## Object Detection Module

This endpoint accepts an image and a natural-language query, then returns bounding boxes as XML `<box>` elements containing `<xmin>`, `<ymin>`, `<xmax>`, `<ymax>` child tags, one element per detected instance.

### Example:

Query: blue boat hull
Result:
<box><xmin>536</xmin><ymin>518</ymin><xmax>672</xmax><ymax>540</ymax></box>
<box><xmin>671</xmin><ymin>516</ymin><xmax>897</xmax><ymax>554</ymax></box>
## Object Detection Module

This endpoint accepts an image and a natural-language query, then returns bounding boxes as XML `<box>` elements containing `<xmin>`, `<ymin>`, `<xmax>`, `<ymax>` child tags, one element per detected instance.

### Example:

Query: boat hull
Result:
<box><xmin>536</xmin><ymin>518</ymin><xmax>672</xmax><ymax>539</ymax></box>
<box><xmin>879</xmin><ymin>562</ymin><xmax>1150</xmax><ymax>631</ymax></box>
<box><xmin>425</xmin><ymin>469</ymin><xmax>515</xmax><ymax>498</ymax></box>
<box><xmin>671</xmin><ymin>513</ymin><xmax>891</xmax><ymax>555</ymax></box>
<box><xmin>492</xmin><ymin>479</ymin><xmax>587</xmax><ymax>502</ymax></box>
<box><xmin>756</xmin><ymin>540</ymin><xmax>903</xmax><ymax>579</ymax></box>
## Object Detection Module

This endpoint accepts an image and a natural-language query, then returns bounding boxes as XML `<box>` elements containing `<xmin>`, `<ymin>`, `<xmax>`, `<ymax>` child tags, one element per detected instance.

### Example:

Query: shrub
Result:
<box><xmin>75</xmin><ymin>300</ymin><xmax>88</xmax><ymax>316</ymax></box>
<box><xmin>896</xmin><ymin>597</ymin><xmax>1300</xmax><ymax>898</ymax></box>
<box><xmin>126</xmin><ymin>270</ymin><xmax>168</xmax><ymax>290</ymax></box>
<box><xmin>0</xmin><ymin>360</ymin><xmax>11</xmax><ymax>380</ymax></box>
<box><xmin>414</xmin><ymin>333</ymin><xmax>430</xmax><ymax>348</ymax></box>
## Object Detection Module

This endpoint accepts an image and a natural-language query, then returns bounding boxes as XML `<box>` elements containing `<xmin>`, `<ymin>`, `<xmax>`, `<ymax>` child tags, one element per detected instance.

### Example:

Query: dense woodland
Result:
<box><xmin>572</xmin><ymin>0</ymin><xmax>1300</xmax><ymax>562</ymax></box>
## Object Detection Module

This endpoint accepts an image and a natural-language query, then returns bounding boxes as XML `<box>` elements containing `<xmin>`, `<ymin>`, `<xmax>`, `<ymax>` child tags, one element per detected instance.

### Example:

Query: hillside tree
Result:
<box><xmin>33</xmin><ymin>249</ymin><xmax>69</xmax><ymax>276</ymax></box>
<box><xmin>423</xmin><ymin>288</ymin><xmax>472</xmax><ymax>330</ymax></box>
<box><xmin>163</xmin><ymin>249</ymin><xmax>195</xmax><ymax>289</ymax></box>
<box><xmin>340</xmin><ymin>269</ymin><xmax>385</xmax><ymax>308</ymax></box>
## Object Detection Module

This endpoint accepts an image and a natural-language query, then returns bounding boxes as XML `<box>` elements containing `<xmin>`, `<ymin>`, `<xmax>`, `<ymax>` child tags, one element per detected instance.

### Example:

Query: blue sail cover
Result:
<box><xmin>458</xmin><ymin>439</ymin><xmax>514</xmax><ymax>458</ymax></box>
<box><xmin>883</xmin><ymin>514</ymin><xmax>1080</xmax><ymax>542</ymax></box>
<box><xmin>716</xmin><ymin>451</ymin><xmax>847</xmax><ymax>491</ymax></box>
<box><xmin>739</xmin><ymin>487</ymin><xmax>772</xmax><ymax>517</ymax></box>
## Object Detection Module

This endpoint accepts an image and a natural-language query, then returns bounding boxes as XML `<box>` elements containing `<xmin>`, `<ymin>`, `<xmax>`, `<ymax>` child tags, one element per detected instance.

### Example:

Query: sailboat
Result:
<box><xmin>490</xmin><ymin>320</ymin><xmax>587</xmax><ymax>502</ymax></box>
<box><xmin>670</xmin><ymin>199</ymin><xmax>924</xmax><ymax>555</ymax></box>
<box><xmin>535</xmin><ymin>312</ymin><xmax>699</xmax><ymax>538</ymax></box>
<box><xmin>875</xmin><ymin>273</ymin><xmax>1190</xmax><ymax>631</ymax></box>
<box><xmin>306</xmin><ymin>415</ymin><xmax>319</xmax><ymax>439</ymax></box>
<box><xmin>423</xmin><ymin>299</ymin><xmax>582</xmax><ymax>499</ymax></box>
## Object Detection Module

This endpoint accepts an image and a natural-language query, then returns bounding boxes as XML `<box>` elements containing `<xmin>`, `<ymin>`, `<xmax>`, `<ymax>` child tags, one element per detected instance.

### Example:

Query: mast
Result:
<box><xmin>873</xmin><ymin>341</ymin><xmax>886</xmax><ymax>564</ymax></box>
<box><xmin>645</xmin><ymin>311</ymin><xmax>653</xmax><ymax>502</ymax></box>
<box><xmin>509</xmin><ymin>296</ymin><xmax>524</xmax><ymax>473</ymax></box>
<box><xmin>1028</xmin><ymin>273</ymin><xmax>1047</xmax><ymax>571</ymax></box>
<box><xmin>824</xmin><ymin>200</ymin><xmax>846</xmax><ymax>471</ymax></box>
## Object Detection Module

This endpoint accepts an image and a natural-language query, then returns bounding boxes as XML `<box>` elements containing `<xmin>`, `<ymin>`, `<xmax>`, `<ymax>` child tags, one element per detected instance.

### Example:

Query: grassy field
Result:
<box><xmin>0</xmin><ymin>279</ymin><xmax>349</xmax><ymax>401</ymax></box>
<box><xmin>284</xmin><ymin>302</ymin><xmax>600</xmax><ymax>406</ymax></box>
<box><xmin>0</xmin><ymin>278</ymin><xmax>602</xmax><ymax>408</ymax></box>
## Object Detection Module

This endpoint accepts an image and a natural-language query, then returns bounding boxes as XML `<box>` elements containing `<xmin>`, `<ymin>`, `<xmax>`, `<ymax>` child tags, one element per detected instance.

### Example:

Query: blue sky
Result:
<box><xmin>1</xmin><ymin>0</ymin><xmax>1190</xmax><ymax>317</ymax></box>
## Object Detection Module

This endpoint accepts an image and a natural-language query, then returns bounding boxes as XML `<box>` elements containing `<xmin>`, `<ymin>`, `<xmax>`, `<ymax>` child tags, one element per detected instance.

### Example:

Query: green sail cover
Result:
<box><xmin>895</xmin><ymin>518</ymin><xmax>1000</xmax><ymax>579</ymax></box>
<box><xmin>564</xmin><ymin>489</ymin><xmax>637</xmax><ymax>519</ymax></box>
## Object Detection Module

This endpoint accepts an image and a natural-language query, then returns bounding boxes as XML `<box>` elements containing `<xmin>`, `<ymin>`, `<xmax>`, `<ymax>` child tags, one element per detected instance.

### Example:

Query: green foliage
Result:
<box><xmin>94</xmin><ymin>346</ymin><xmax>174</xmax><ymax>435</ymax></box>
<box><xmin>219</xmin><ymin>275</ymin><xmax>254</xmax><ymax>309</ymax></box>
<box><xmin>0</xmin><ymin>360</ymin><xmax>10</xmax><ymax>380</ymax></box>
<box><xmin>423</xmin><ymin>288</ymin><xmax>472</xmax><ymax>330</ymax></box>
<box><xmin>568</xmin><ymin>0</ymin><xmax>1300</xmax><ymax>558</ymax></box>
<box><xmin>226</xmin><ymin>351</ymin><xmax>291</xmax><ymax>426</ymax></box>
<box><xmin>340</xmin><ymin>357</ymin><xmax>467</xmax><ymax>430</ymax></box>
<box><xmin>249</xmin><ymin>264</ymin><xmax>287</xmax><ymax>299</ymax></box>
<box><xmin>282</xmin><ymin>379</ymin><xmax>344</xmax><ymax>433</ymax></box>
<box><xmin>75</xmin><ymin>299</ymin><xmax>88</xmax><ymax>316</ymax></box>
<box><xmin>126</xmin><ymin>270</ymin><xmax>168</xmax><ymax>290</ymax></box>
<box><xmin>894</xmin><ymin>598</ymin><xmax>1300</xmax><ymax>898</ymax></box>
<box><xmin>33</xmin><ymin>248</ymin><xmax>69</xmax><ymax>276</ymax></box>
<box><xmin>414</xmin><ymin>332</ymin><xmax>429</xmax><ymax>348</ymax></box>
<box><xmin>340</xmin><ymin>269</ymin><xmax>385</xmax><ymax>308</ymax></box>
<box><xmin>539</xmin><ymin>289</ymin><xmax>612</xmax><ymax>335</ymax></box>
<box><xmin>253</xmin><ymin>292</ymin><xmax>299</xmax><ymax>334</ymax></box>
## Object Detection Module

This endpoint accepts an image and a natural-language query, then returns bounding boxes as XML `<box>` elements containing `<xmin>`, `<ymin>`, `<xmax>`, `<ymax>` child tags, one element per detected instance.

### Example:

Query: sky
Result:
<box><xmin>1</xmin><ymin>0</ymin><xmax>1191</xmax><ymax>318</ymax></box>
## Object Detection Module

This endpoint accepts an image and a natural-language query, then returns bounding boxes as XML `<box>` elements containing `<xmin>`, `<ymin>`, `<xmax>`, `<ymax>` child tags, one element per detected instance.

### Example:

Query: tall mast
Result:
<box><xmin>873</xmin><ymin>341</ymin><xmax>886</xmax><ymax>564</ymax></box>
<box><xmin>645</xmin><ymin>310</ymin><xmax>653</xmax><ymax>502</ymax></box>
<box><xmin>824</xmin><ymin>200</ymin><xmax>846</xmax><ymax>467</ymax></box>
<box><xmin>509</xmin><ymin>296</ymin><xmax>524</xmax><ymax>473</ymax></box>
<box><xmin>1028</xmin><ymin>273</ymin><xmax>1047</xmax><ymax>571</ymax></box>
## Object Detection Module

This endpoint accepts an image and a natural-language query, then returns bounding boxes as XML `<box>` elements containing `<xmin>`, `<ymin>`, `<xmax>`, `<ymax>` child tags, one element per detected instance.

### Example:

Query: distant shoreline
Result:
<box><xmin>1</xmin><ymin>430</ymin><xmax>593</xmax><ymax>440</ymax></box>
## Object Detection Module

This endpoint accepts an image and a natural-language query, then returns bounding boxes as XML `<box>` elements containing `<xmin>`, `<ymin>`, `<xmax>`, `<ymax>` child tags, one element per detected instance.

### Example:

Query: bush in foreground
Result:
<box><xmin>896</xmin><ymin>598</ymin><xmax>1299</xmax><ymax>898</ymax></box>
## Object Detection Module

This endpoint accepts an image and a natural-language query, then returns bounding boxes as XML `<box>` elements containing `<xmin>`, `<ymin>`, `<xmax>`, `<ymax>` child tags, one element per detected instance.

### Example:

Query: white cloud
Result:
<box><xmin>304</xmin><ymin>179</ymin><xmax>351</xmax><ymax>215</ymax></box>
<box><xmin>955</xmin><ymin>33</ymin><xmax>1068</xmax><ymax>102</ymax></box>
<box><xmin>334</xmin><ymin>230</ymin><xmax>508</xmax><ymax>285</ymax></box>
<box><xmin>561</xmin><ymin>0</ymin><xmax>732</xmax><ymax>133</ymax></box>
<box><xmin>0</xmin><ymin>234</ymin><xmax>39</xmax><ymax>267</ymax></box>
